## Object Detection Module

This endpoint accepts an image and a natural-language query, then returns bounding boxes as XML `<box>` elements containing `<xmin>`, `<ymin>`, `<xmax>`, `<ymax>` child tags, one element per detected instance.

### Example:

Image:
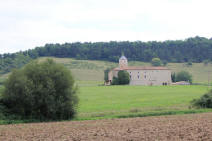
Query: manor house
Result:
<box><xmin>108</xmin><ymin>55</ymin><xmax>172</xmax><ymax>85</ymax></box>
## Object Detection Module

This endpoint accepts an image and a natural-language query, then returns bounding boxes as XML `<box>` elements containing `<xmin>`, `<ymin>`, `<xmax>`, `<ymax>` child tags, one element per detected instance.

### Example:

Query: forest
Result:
<box><xmin>1</xmin><ymin>36</ymin><xmax>212</xmax><ymax>74</ymax></box>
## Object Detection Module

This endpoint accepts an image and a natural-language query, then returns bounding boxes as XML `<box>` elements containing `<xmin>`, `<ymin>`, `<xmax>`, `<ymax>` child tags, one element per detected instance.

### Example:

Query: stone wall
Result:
<box><xmin>109</xmin><ymin>69</ymin><xmax>172</xmax><ymax>86</ymax></box>
<box><xmin>127</xmin><ymin>69</ymin><xmax>171</xmax><ymax>85</ymax></box>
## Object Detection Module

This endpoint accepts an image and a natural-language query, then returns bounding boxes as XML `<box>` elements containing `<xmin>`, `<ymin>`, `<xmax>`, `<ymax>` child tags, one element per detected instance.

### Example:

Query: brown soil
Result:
<box><xmin>0</xmin><ymin>113</ymin><xmax>212</xmax><ymax>141</ymax></box>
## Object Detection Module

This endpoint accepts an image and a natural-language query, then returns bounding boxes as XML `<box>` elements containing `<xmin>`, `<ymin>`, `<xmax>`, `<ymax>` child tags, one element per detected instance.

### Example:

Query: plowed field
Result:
<box><xmin>0</xmin><ymin>113</ymin><xmax>212</xmax><ymax>141</ymax></box>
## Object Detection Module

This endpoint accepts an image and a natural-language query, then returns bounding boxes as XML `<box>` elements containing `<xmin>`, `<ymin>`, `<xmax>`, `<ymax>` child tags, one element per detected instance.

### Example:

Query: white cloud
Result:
<box><xmin>0</xmin><ymin>0</ymin><xmax>212</xmax><ymax>53</ymax></box>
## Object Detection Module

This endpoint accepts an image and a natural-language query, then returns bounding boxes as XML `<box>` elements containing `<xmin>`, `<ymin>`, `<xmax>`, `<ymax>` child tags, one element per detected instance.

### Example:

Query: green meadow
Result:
<box><xmin>76</xmin><ymin>85</ymin><xmax>212</xmax><ymax>120</ymax></box>
<box><xmin>0</xmin><ymin>85</ymin><xmax>211</xmax><ymax>124</ymax></box>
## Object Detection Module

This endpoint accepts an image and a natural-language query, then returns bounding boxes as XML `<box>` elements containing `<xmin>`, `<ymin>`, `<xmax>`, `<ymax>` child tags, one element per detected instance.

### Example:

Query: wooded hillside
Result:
<box><xmin>1</xmin><ymin>36</ymin><xmax>212</xmax><ymax>74</ymax></box>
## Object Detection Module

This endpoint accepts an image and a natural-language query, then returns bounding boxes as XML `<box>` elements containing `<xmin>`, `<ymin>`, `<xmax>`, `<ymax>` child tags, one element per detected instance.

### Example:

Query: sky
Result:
<box><xmin>0</xmin><ymin>0</ymin><xmax>212</xmax><ymax>54</ymax></box>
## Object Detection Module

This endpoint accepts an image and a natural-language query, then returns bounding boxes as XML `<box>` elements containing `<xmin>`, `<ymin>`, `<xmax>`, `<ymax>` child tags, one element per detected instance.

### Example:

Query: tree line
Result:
<box><xmin>1</xmin><ymin>36</ymin><xmax>212</xmax><ymax>74</ymax></box>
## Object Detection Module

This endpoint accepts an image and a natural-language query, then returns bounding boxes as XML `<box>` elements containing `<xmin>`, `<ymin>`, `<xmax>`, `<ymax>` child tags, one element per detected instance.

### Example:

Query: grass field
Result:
<box><xmin>0</xmin><ymin>85</ymin><xmax>211</xmax><ymax>124</ymax></box>
<box><xmin>76</xmin><ymin>85</ymin><xmax>212</xmax><ymax>120</ymax></box>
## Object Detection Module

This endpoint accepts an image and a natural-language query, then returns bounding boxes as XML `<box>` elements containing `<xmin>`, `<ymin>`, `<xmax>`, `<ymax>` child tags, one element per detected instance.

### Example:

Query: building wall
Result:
<box><xmin>119</xmin><ymin>59</ymin><xmax>128</xmax><ymax>68</ymax></box>
<box><xmin>110</xmin><ymin>69</ymin><xmax>171</xmax><ymax>86</ymax></box>
<box><xmin>108</xmin><ymin>70</ymin><xmax>114</xmax><ymax>82</ymax></box>
<box><xmin>127</xmin><ymin>69</ymin><xmax>171</xmax><ymax>85</ymax></box>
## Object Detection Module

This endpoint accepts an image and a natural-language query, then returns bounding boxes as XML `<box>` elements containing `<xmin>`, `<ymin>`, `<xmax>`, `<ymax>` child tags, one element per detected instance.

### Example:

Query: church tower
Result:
<box><xmin>119</xmin><ymin>55</ymin><xmax>128</xmax><ymax>68</ymax></box>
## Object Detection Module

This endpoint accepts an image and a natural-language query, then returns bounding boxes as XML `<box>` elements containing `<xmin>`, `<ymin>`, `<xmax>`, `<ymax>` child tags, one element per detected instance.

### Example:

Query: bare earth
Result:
<box><xmin>0</xmin><ymin>113</ymin><xmax>212</xmax><ymax>141</ymax></box>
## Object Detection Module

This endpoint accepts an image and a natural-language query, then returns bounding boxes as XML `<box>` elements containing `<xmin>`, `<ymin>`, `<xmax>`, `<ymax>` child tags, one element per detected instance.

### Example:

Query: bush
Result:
<box><xmin>191</xmin><ymin>89</ymin><xmax>212</xmax><ymax>108</ymax></box>
<box><xmin>151</xmin><ymin>58</ymin><xmax>162</xmax><ymax>66</ymax></box>
<box><xmin>111</xmin><ymin>70</ymin><xmax>130</xmax><ymax>85</ymax></box>
<box><xmin>171</xmin><ymin>73</ymin><xmax>176</xmax><ymax>82</ymax></box>
<box><xmin>176</xmin><ymin>71</ymin><xmax>192</xmax><ymax>83</ymax></box>
<box><xmin>0</xmin><ymin>59</ymin><xmax>78</xmax><ymax>120</ymax></box>
<box><xmin>186</xmin><ymin>61</ymin><xmax>192</xmax><ymax>67</ymax></box>
<box><xmin>111</xmin><ymin>77</ymin><xmax>119</xmax><ymax>85</ymax></box>
<box><xmin>104</xmin><ymin>69</ymin><xmax>110</xmax><ymax>82</ymax></box>
<box><xmin>118</xmin><ymin>70</ymin><xmax>130</xmax><ymax>85</ymax></box>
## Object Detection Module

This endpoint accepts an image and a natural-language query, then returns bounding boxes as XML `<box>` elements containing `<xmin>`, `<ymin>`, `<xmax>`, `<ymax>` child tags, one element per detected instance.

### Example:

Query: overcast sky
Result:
<box><xmin>0</xmin><ymin>0</ymin><xmax>212</xmax><ymax>54</ymax></box>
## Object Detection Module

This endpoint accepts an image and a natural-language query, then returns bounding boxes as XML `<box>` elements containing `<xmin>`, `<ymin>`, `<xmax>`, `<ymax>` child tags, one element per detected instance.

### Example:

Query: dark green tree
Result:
<box><xmin>171</xmin><ymin>73</ymin><xmax>176</xmax><ymax>82</ymax></box>
<box><xmin>0</xmin><ymin>59</ymin><xmax>78</xmax><ymax>120</ymax></box>
<box><xmin>111</xmin><ymin>77</ymin><xmax>119</xmax><ymax>85</ymax></box>
<box><xmin>2</xmin><ymin>36</ymin><xmax>212</xmax><ymax>75</ymax></box>
<box><xmin>151</xmin><ymin>58</ymin><xmax>162</xmax><ymax>66</ymax></box>
<box><xmin>104</xmin><ymin>68</ymin><xmax>111</xmax><ymax>82</ymax></box>
<box><xmin>176</xmin><ymin>71</ymin><xmax>192</xmax><ymax>83</ymax></box>
<box><xmin>117</xmin><ymin>70</ymin><xmax>130</xmax><ymax>85</ymax></box>
<box><xmin>186</xmin><ymin>61</ymin><xmax>192</xmax><ymax>67</ymax></box>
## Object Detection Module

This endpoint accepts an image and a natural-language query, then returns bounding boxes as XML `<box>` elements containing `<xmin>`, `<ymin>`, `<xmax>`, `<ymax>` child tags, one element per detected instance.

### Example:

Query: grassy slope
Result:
<box><xmin>38</xmin><ymin>57</ymin><xmax>117</xmax><ymax>86</ymax></box>
<box><xmin>168</xmin><ymin>63</ymin><xmax>212</xmax><ymax>84</ymax></box>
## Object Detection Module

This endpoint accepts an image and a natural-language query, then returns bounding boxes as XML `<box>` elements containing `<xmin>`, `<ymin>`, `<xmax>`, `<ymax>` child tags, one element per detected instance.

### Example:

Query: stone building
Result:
<box><xmin>108</xmin><ymin>55</ymin><xmax>172</xmax><ymax>85</ymax></box>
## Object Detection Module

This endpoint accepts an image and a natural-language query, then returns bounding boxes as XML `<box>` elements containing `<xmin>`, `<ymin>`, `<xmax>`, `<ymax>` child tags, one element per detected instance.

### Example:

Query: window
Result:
<box><xmin>162</xmin><ymin>82</ymin><xmax>167</xmax><ymax>85</ymax></box>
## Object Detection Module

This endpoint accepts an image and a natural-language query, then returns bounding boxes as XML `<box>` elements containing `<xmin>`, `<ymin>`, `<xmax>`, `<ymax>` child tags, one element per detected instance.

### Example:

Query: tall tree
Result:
<box><xmin>0</xmin><ymin>59</ymin><xmax>78</xmax><ymax>120</ymax></box>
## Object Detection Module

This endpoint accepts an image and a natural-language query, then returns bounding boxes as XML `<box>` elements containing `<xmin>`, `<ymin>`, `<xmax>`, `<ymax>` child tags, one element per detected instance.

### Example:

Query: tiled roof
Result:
<box><xmin>113</xmin><ymin>66</ymin><xmax>170</xmax><ymax>71</ymax></box>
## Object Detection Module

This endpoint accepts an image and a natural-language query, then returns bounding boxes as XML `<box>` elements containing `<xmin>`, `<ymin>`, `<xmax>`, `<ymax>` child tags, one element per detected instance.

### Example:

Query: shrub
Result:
<box><xmin>191</xmin><ymin>89</ymin><xmax>212</xmax><ymax>108</ymax></box>
<box><xmin>118</xmin><ymin>70</ymin><xmax>130</xmax><ymax>85</ymax></box>
<box><xmin>186</xmin><ymin>61</ymin><xmax>192</xmax><ymax>67</ymax></box>
<box><xmin>104</xmin><ymin>69</ymin><xmax>110</xmax><ymax>81</ymax></box>
<box><xmin>176</xmin><ymin>71</ymin><xmax>192</xmax><ymax>83</ymax></box>
<box><xmin>0</xmin><ymin>59</ymin><xmax>78</xmax><ymax>120</ymax></box>
<box><xmin>151</xmin><ymin>58</ymin><xmax>162</xmax><ymax>66</ymax></box>
<box><xmin>111</xmin><ymin>77</ymin><xmax>119</xmax><ymax>85</ymax></box>
<box><xmin>171</xmin><ymin>73</ymin><xmax>176</xmax><ymax>82</ymax></box>
<box><xmin>111</xmin><ymin>70</ymin><xmax>130</xmax><ymax>85</ymax></box>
